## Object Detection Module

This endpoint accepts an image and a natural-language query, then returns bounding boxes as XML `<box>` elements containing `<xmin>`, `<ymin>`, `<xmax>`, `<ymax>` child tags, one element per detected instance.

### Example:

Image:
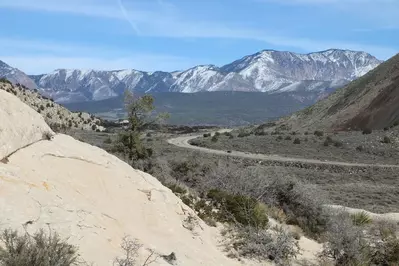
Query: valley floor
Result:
<box><xmin>70</xmin><ymin>128</ymin><xmax>399</xmax><ymax>214</ymax></box>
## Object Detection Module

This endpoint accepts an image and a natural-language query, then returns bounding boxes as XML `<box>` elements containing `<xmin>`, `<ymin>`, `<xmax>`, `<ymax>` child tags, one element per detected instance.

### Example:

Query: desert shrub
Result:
<box><xmin>369</xmin><ymin>221</ymin><xmax>399</xmax><ymax>265</ymax></box>
<box><xmin>293</xmin><ymin>138</ymin><xmax>301</xmax><ymax>144</ymax></box>
<box><xmin>276</xmin><ymin>135</ymin><xmax>283</xmax><ymax>141</ymax></box>
<box><xmin>224</xmin><ymin>131</ymin><xmax>233</xmax><ymax>137</ymax></box>
<box><xmin>166</xmin><ymin>183</ymin><xmax>187</xmax><ymax>195</ymax></box>
<box><xmin>206</xmin><ymin>189</ymin><xmax>269</xmax><ymax>229</ymax></box>
<box><xmin>42</xmin><ymin>131</ymin><xmax>53</xmax><ymax>140</ymax></box>
<box><xmin>103</xmin><ymin>137</ymin><xmax>112</xmax><ymax>144</ymax></box>
<box><xmin>392</xmin><ymin>121</ymin><xmax>399</xmax><ymax>128</ymax></box>
<box><xmin>0</xmin><ymin>78</ymin><xmax>12</xmax><ymax>84</ymax></box>
<box><xmin>266</xmin><ymin>177</ymin><xmax>329</xmax><ymax>238</ymax></box>
<box><xmin>304</xmin><ymin>131</ymin><xmax>309</xmax><ymax>135</ymax></box>
<box><xmin>91</xmin><ymin>125</ymin><xmax>97</xmax><ymax>131</ymax></box>
<box><xmin>384</xmin><ymin>127</ymin><xmax>389</xmax><ymax>131</ymax></box>
<box><xmin>382</xmin><ymin>136</ymin><xmax>391</xmax><ymax>144</ymax></box>
<box><xmin>314</xmin><ymin>130</ymin><xmax>324</xmax><ymax>137</ymax></box>
<box><xmin>362</xmin><ymin>128</ymin><xmax>372</xmax><ymax>135</ymax></box>
<box><xmin>291</xmin><ymin>131</ymin><xmax>297</xmax><ymax>136</ymax></box>
<box><xmin>356</xmin><ymin>145</ymin><xmax>364</xmax><ymax>152</ymax></box>
<box><xmin>333</xmin><ymin>140</ymin><xmax>343</xmax><ymax>147</ymax></box>
<box><xmin>351</xmin><ymin>211</ymin><xmax>372</xmax><ymax>226</ymax></box>
<box><xmin>40</xmin><ymin>105</ymin><xmax>45</xmax><ymax>111</ymax></box>
<box><xmin>235</xmin><ymin>227</ymin><xmax>300</xmax><ymax>265</ymax></box>
<box><xmin>114</xmin><ymin>236</ymin><xmax>158</xmax><ymax>266</ymax></box>
<box><xmin>0</xmin><ymin>228</ymin><xmax>80</xmax><ymax>266</ymax></box>
<box><xmin>203</xmin><ymin>133</ymin><xmax>211</xmax><ymax>138</ymax></box>
<box><xmin>169</xmin><ymin>157</ymin><xmax>207</xmax><ymax>184</ymax></box>
<box><xmin>321</xmin><ymin>213</ymin><xmax>370</xmax><ymax>266</ymax></box>
<box><xmin>284</xmin><ymin>136</ymin><xmax>292</xmax><ymax>141</ymax></box>
<box><xmin>237</xmin><ymin>131</ymin><xmax>251</xmax><ymax>138</ymax></box>
<box><xmin>211</xmin><ymin>135</ymin><xmax>218</xmax><ymax>142</ymax></box>
<box><xmin>214</xmin><ymin>132</ymin><xmax>221</xmax><ymax>136</ymax></box>
<box><xmin>324</xmin><ymin>136</ymin><xmax>343</xmax><ymax>147</ymax></box>
<box><xmin>46</xmin><ymin>103</ymin><xmax>51</xmax><ymax>108</ymax></box>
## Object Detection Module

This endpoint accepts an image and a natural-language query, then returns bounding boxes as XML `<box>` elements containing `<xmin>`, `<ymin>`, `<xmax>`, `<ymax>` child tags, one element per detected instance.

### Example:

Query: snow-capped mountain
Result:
<box><xmin>27</xmin><ymin>49</ymin><xmax>381</xmax><ymax>103</ymax></box>
<box><xmin>0</xmin><ymin>60</ymin><xmax>37</xmax><ymax>89</ymax></box>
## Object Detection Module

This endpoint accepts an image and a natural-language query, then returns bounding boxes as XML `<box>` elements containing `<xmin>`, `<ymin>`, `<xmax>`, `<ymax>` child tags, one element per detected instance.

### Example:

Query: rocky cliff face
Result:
<box><xmin>28</xmin><ymin>49</ymin><xmax>381</xmax><ymax>103</ymax></box>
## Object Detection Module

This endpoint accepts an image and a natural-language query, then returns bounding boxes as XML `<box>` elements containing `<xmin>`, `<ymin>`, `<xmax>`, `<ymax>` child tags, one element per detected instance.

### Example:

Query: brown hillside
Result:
<box><xmin>280</xmin><ymin>53</ymin><xmax>399</xmax><ymax>131</ymax></box>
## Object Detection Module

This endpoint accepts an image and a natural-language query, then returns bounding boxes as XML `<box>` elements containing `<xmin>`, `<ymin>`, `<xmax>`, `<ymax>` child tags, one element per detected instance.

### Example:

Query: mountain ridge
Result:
<box><xmin>1</xmin><ymin>49</ymin><xmax>382</xmax><ymax>103</ymax></box>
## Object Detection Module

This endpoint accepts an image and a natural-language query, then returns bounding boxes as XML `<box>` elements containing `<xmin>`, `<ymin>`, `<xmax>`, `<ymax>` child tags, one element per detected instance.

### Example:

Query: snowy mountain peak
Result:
<box><xmin>9</xmin><ymin>48</ymin><xmax>382</xmax><ymax>103</ymax></box>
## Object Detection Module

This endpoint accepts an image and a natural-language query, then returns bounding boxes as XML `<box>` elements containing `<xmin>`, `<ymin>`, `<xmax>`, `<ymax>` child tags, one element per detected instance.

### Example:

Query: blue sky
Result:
<box><xmin>0</xmin><ymin>0</ymin><xmax>398</xmax><ymax>74</ymax></box>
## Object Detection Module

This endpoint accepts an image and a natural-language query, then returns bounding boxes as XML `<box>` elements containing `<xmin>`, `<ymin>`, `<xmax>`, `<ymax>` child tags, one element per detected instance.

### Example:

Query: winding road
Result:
<box><xmin>167</xmin><ymin>130</ymin><xmax>399</xmax><ymax>169</ymax></box>
<box><xmin>168</xmin><ymin>130</ymin><xmax>399</xmax><ymax>221</ymax></box>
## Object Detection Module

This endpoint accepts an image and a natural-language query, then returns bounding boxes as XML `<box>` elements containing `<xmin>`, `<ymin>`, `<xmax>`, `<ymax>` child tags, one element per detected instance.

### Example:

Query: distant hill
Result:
<box><xmin>280</xmin><ymin>53</ymin><xmax>399</xmax><ymax>131</ymax></box>
<box><xmin>0</xmin><ymin>60</ymin><xmax>37</xmax><ymax>89</ymax></box>
<box><xmin>63</xmin><ymin>91</ymin><xmax>325</xmax><ymax>126</ymax></box>
<box><xmin>0</xmin><ymin>80</ymin><xmax>103</xmax><ymax>131</ymax></box>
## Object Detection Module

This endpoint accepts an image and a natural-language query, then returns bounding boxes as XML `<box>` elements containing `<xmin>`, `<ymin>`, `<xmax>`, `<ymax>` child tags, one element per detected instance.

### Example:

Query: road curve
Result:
<box><xmin>167</xmin><ymin>131</ymin><xmax>399</xmax><ymax>169</ymax></box>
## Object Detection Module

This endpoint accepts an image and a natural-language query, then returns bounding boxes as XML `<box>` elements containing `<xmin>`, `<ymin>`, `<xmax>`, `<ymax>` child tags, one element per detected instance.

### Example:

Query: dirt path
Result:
<box><xmin>167</xmin><ymin>130</ymin><xmax>399</xmax><ymax>169</ymax></box>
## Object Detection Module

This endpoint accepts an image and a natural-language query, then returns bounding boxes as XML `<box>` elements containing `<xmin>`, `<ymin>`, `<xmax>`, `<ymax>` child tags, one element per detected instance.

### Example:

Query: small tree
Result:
<box><xmin>114</xmin><ymin>91</ymin><xmax>168</xmax><ymax>163</ymax></box>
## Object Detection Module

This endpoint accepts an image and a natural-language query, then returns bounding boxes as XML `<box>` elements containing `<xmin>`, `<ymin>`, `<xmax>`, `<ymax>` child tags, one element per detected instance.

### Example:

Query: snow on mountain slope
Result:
<box><xmin>0</xmin><ymin>60</ymin><xmax>37</xmax><ymax>89</ymax></box>
<box><xmin>25</xmin><ymin>49</ymin><xmax>382</xmax><ymax>103</ymax></box>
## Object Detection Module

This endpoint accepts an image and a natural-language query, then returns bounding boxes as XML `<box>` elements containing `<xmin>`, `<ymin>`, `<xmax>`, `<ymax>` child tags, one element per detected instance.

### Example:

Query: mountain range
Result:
<box><xmin>280</xmin><ymin>53</ymin><xmax>399</xmax><ymax>130</ymax></box>
<box><xmin>1</xmin><ymin>49</ymin><xmax>382</xmax><ymax>104</ymax></box>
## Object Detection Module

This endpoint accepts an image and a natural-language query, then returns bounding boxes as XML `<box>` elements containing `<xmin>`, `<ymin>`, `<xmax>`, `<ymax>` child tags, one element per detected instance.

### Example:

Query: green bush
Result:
<box><xmin>166</xmin><ymin>183</ymin><xmax>187</xmax><ymax>195</ymax></box>
<box><xmin>362</xmin><ymin>128</ymin><xmax>372</xmax><ymax>135</ymax></box>
<box><xmin>0</xmin><ymin>229</ymin><xmax>79</xmax><ymax>266</ymax></box>
<box><xmin>224</xmin><ymin>132</ymin><xmax>233</xmax><ymax>137</ymax></box>
<box><xmin>103</xmin><ymin>137</ymin><xmax>112</xmax><ymax>144</ymax></box>
<box><xmin>211</xmin><ymin>135</ymin><xmax>219</xmax><ymax>142</ymax></box>
<box><xmin>238</xmin><ymin>132</ymin><xmax>250</xmax><ymax>138</ymax></box>
<box><xmin>382</xmin><ymin>136</ymin><xmax>391</xmax><ymax>144</ymax></box>
<box><xmin>206</xmin><ymin>189</ymin><xmax>268</xmax><ymax>229</ymax></box>
<box><xmin>351</xmin><ymin>212</ymin><xmax>372</xmax><ymax>226</ymax></box>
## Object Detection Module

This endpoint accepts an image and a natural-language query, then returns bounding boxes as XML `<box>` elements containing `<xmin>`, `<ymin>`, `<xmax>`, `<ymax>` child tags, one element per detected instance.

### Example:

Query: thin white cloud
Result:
<box><xmin>0</xmin><ymin>0</ymin><xmax>396</xmax><ymax>64</ymax></box>
<box><xmin>116</xmin><ymin>0</ymin><xmax>141</xmax><ymax>34</ymax></box>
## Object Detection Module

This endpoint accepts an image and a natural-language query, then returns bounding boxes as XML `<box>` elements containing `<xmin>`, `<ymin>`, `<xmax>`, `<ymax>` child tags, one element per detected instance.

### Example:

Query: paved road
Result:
<box><xmin>167</xmin><ymin>131</ymin><xmax>399</xmax><ymax>169</ymax></box>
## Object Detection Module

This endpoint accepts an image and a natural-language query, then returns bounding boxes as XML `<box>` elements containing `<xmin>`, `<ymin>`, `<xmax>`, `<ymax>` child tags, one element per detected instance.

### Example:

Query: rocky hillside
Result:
<box><xmin>0</xmin><ymin>89</ymin><xmax>259</xmax><ymax>265</ymax></box>
<box><xmin>280</xmin><ymin>53</ymin><xmax>399</xmax><ymax>131</ymax></box>
<box><xmin>28</xmin><ymin>49</ymin><xmax>381</xmax><ymax>103</ymax></box>
<box><xmin>0</xmin><ymin>60</ymin><xmax>37</xmax><ymax>89</ymax></box>
<box><xmin>0</xmin><ymin>80</ymin><xmax>103</xmax><ymax>132</ymax></box>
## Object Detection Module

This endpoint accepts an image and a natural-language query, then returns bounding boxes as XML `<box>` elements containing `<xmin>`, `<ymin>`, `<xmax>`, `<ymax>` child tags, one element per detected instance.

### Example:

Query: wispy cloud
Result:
<box><xmin>0</xmin><ymin>38</ymin><xmax>201</xmax><ymax>74</ymax></box>
<box><xmin>0</xmin><ymin>0</ymin><xmax>396</xmax><ymax>71</ymax></box>
<box><xmin>116</xmin><ymin>0</ymin><xmax>141</xmax><ymax>34</ymax></box>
